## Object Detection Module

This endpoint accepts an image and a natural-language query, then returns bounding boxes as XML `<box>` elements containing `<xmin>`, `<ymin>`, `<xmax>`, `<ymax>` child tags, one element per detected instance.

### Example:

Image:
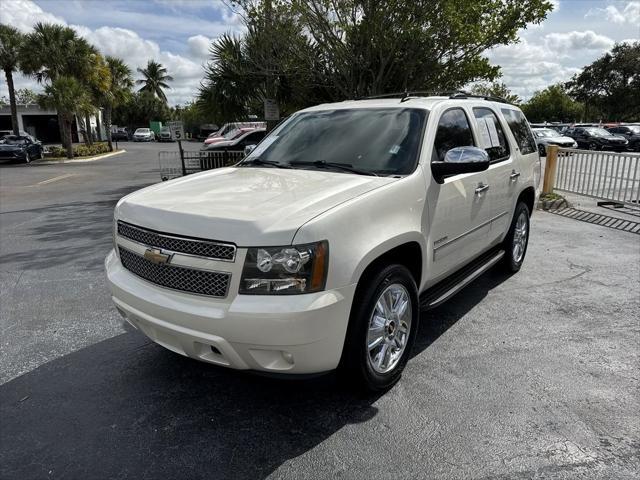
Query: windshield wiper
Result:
<box><xmin>240</xmin><ymin>157</ymin><xmax>290</xmax><ymax>169</ymax></box>
<box><xmin>289</xmin><ymin>160</ymin><xmax>378</xmax><ymax>176</ymax></box>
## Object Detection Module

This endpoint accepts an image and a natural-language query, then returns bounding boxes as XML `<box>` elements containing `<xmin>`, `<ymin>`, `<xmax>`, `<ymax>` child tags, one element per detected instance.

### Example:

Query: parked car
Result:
<box><xmin>133</xmin><ymin>128</ymin><xmax>155</xmax><ymax>142</ymax></box>
<box><xmin>564</xmin><ymin>126</ymin><xmax>628</xmax><ymax>151</ymax></box>
<box><xmin>111</xmin><ymin>127</ymin><xmax>130</xmax><ymax>141</ymax></box>
<box><xmin>606</xmin><ymin>125</ymin><xmax>640</xmax><ymax>152</ymax></box>
<box><xmin>106</xmin><ymin>96</ymin><xmax>538</xmax><ymax>391</ymax></box>
<box><xmin>203</xmin><ymin>122</ymin><xmax>267</xmax><ymax>146</ymax></box>
<box><xmin>532</xmin><ymin>128</ymin><xmax>577</xmax><ymax>156</ymax></box>
<box><xmin>202</xmin><ymin>128</ymin><xmax>267</xmax><ymax>152</ymax></box>
<box><xmin>157</xmin><ymin>126</ymin><xmax>173</xmax><ymax>142</ymax></box>
<box><xmin>0</xmin><ymin>135</ymin><xmax>44</xmax><ymax>163</ymax></box>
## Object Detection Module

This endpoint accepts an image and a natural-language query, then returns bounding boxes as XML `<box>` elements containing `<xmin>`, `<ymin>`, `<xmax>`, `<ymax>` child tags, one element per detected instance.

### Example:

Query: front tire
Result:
<box><xmin>339</xmin><ymin>264</ymin><xmax>419</xmax><ymax>392</ymax></box>
<box><xmin>24</xmin><ymin>151</ymin><xmax>31</xmax><ymax>164</ymax></box>
<box><xmin>588</xmin><ymin>142</ymin><xmax>599</xmax><ymax>151</ymax></box>
<box><xmin>502</xmin><ymin>202</ymin><xmax>530</xmax><ymax>272</ymax></box>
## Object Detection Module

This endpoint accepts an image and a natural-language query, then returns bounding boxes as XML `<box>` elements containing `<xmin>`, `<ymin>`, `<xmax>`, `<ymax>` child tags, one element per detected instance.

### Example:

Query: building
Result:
<box><xmin>0</xmin><ymin>103</ymin><xmax>104</xmax><ymax>144</ymax></box>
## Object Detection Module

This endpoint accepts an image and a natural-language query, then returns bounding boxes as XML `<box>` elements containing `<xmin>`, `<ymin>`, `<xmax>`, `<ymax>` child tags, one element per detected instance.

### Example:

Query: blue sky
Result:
<box><xmin>1</xmin><ymin>0</ymin><xmax>639</xmax><ymax>105</ymax></box>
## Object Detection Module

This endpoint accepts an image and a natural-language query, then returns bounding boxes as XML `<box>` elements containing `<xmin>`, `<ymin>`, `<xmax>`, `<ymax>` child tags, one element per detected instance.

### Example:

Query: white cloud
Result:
<box><xmin>585</xmin><ymin>2</ymin><xmax>640</xmax><ymax>25</ymax></box>
<box><xmin>0</xmin><ymin>0</ymin><xmax>66</xmax><ymax>32</ymax></box>
<box><xmin>187</xmin><ymin>35</ymin><xmax>213</xmax><ymax>60</ymax></box>
<box><xmin>545</xmin><ymin>30</ymin><xmax>614</xmax><ymax>53</ymax></box>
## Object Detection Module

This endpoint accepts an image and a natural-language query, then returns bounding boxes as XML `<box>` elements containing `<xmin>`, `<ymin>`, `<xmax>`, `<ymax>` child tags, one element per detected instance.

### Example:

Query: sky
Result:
<box><xmin>0</xmin><ymin>0</ymin><xmax>639</xmax><ymax>106</ymax></box>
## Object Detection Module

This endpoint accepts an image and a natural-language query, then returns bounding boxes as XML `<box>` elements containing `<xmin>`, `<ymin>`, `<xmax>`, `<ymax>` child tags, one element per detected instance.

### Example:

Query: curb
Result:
<box><xmin>35</xmin><ymin>149</ymin><xmax>126</xmax><ymax>165</ymax></box>
<box><xmin>537</xmin><ymin>197</ymin><xmax>570</xmax><ymax>211</ymax></box>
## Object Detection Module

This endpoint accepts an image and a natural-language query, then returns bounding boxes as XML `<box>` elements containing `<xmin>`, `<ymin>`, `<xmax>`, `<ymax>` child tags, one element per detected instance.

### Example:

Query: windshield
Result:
<box><xmin>223</xmin><ymin>128</ymin><xmax>243</xmax><ymax>140</ymax></box>
<box><xmin>2</xmin><ymin>136</ymin><xmax>28</xmax><ymax>145</ymax></box>
<box><xmin>244</xmin><ymin>108</ymin><xmax>427</xmax><ymax>176</ymax></box>
<box><xmin>626</xmin><ymin>126</ymin><xmax>640</xmax><ymax>134</ymax></box>
<box><xmin>135</xmin><ymin>128</ymin><xmax>149</xmax><ymax>134</ymax></box>
<box><xmin>534</xmin><ymin>129</ymin><xmax>559</xmax><ymax>138</ymax></box>
<box><xmin>585</xmin><ymin>127</ymin><xmax>611</xmax><ymax>137</ymax></box>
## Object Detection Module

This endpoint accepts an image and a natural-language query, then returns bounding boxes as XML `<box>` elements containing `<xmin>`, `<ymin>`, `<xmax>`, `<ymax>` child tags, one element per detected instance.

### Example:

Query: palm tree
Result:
<box><xmin>103</xmin><ymin>56</ymin><xmax>133</xmax><ymax>151</ymax></box>
<box><xmin>38</xmin><ymin>76</ymin><xmax>93</xmax><ymax>159</ymax></box>
<box><xmin>0</xmin><ymin>25</ymin><xmax>25</xmax><ymax>135</ymax></box>
<box><xmin>21</xmin><ymin>22</ymin><xmax>100</xmax><ymax>153</ymax></box>
<box><xmin>136</xmin><ymin>60</ymin><xmax>172</xmax><ymax>102</ymax></box>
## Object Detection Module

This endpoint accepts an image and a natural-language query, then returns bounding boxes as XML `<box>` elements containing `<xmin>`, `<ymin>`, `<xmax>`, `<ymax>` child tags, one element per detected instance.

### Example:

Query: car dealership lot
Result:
<box><xmin>1</xmin><ymin>142</ymin><xmax>639</xmax><ymax>479</ymax></box>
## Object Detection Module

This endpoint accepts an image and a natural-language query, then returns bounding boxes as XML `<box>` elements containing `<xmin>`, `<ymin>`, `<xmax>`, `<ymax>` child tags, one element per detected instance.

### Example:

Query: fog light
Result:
<box><xmin>282</xmin><ymin>351</ymin><xmax>294</xmax><ymax>364</ymax></box>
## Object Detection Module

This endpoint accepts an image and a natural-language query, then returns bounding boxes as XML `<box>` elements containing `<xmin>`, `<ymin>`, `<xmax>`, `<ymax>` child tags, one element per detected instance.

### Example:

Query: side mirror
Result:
<box><xmin>431</xmin><ymin>146</ymin><xmax>490</xmax><ymax>183</ymax></box>
<box><xmin>244</xmin><ymin>144</ymin><xmax>257</xmax><ymax>156</ymax></box>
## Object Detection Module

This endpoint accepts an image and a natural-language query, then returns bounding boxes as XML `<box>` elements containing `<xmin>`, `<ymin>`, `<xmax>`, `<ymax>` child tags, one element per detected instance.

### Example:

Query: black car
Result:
<box><xmin>111</xmin><ymin>127</ymin><xmax>130</xmax><ymax>141</ymax></box>
<box><xmin>564</xmin><ymin>127</ymin><xmax>628</xmax><ymax>151</ymax></box>
<box><xmin>0</xmin><ymin>135</ymin><xmax>44</xmax><ymax>163</ymax></box>
<box><xmin>606</xmin><ymin>125</ymin><xmax>640</xmax><ymax>152</ymax></box>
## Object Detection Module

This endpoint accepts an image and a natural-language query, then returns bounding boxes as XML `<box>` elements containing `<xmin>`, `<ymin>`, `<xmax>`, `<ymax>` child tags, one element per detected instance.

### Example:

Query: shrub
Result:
<box><xmin>45</xmin><ymin>142</ymin><xmax>110</xmax><ymax>158</ymax></box>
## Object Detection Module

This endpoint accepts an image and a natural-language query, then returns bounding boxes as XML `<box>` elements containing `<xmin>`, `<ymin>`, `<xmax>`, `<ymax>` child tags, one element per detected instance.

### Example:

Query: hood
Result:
<box><xmin>116</xmin><ymin>167</ymin><xmax>395</xmax><ymax>246</ymax></box>
<box><xmin>543</xmin><ymin>136</ymin><xmax>575</xmax><ymax>145</ymax></box>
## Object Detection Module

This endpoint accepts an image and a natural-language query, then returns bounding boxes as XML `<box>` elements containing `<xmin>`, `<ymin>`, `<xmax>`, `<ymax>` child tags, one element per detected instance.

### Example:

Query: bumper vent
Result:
<box><xmin>117</xmin><ymin>221</ymin><xmax>235</xmax><ymax>261</ymax></box>
<box><xmin>119</xmin><ymin>247</ymin><xmax>230</xmax><ymax>297</ymax></box>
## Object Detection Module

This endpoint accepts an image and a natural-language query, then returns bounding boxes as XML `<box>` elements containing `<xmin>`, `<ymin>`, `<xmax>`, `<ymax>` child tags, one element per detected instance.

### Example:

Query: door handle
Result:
<box><xmin>510</xmin><ymin>170</ymin><xmax>521</xmax><ymax>181</ymax></box>
<box><xmin>475</xmin><ymin>183</ymin><xmax>490</xmax><ymax>195</ymax></box>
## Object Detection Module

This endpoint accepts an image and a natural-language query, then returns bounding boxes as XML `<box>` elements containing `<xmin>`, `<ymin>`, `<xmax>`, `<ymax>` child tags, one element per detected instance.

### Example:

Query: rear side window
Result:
<box><xmin>432</xmin><ymin>108</ymin><xmax>475</xmax><ymax>162</ymax></box>
<box><xmin>500</xmin><ymin>109</ymin><xmax>537</xmax><ymax>155</ymax></box>
<box><xmin>473</xmin><ymin>108</ymin><xmax>510</xmax><ymax>162</ymax></box>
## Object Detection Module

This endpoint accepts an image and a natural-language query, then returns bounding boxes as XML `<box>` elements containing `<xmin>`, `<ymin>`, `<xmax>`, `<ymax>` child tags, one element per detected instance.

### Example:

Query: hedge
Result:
<box><xmin>47</xmin><ymin>142</ymin><xmax>111</xmax><ymax>158</ymax></box>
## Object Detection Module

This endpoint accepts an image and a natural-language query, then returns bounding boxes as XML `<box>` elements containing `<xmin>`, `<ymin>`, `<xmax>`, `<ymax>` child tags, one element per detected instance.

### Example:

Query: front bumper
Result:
<box><xmin>105</xmin><ymin>250</ymin><xmax>356</xmax><ymax>374</ymax></box>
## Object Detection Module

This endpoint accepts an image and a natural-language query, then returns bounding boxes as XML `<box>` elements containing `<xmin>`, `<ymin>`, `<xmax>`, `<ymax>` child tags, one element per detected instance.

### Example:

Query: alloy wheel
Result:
<box><xmin>367</xmin><ymin>283</ymin><xmax>412</xmax><ymax>374</ymax></box>
<box><xmin>512</xmin><ymin>212</ymin><xmax>528</xmax><ymax>263</ymax></box>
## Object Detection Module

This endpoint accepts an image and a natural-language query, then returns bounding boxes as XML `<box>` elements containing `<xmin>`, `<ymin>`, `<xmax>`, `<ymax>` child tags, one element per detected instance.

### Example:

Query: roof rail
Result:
<box><xmin>356</xmin><ymin>90</ymin><xmax>512</xmax><ymax>105</ymax></box>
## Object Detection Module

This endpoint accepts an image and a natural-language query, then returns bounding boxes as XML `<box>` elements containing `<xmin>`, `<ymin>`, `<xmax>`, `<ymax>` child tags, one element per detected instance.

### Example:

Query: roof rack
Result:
<box><xmin>356</xmin><ymin>90</ymin><xmax>512</xmax><ymax>105</ymax></box>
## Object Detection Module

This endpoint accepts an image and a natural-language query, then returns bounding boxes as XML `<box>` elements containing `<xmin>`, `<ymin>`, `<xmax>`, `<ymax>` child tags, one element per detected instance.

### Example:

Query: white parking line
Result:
<box><xmin>34</xmin><ymin>173</ymin><xmax>77</xmax><ymax>186</ymax></box>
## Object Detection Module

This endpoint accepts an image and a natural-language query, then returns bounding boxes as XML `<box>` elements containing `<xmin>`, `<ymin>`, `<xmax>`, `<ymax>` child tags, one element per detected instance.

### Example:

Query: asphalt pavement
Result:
<box><xmin>1</xmin><ymin>142</ymin><xmax>639</xmax><ymax>479</ymax></box>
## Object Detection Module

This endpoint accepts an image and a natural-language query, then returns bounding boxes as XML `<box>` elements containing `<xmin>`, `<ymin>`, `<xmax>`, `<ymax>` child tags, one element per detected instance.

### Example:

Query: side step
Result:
<box><xmin>419</xmin><ymin>248</ymin><xmax>505</xmax><ymax>311</ymax></box>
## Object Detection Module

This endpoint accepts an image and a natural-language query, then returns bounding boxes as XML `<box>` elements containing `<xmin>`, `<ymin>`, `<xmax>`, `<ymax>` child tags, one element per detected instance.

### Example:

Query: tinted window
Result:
<box><xmin>473</xmin><ymin>107</ymin><xmax>510</xmax><ymax>162</ymax></box>
<box><xmin>244</xmin><ymin>131</ymin><xmax>266</xmax><ymax>143</ymax></box>
<box><xmin>500</xmin><ymin>109</ymin><xmax>536</xmax><ymax>154</ymax></box>
<box><xmin>432</xmin><ymin>108</ymin><xmax>475</xmax><ymax>162</ymax></box>
<box><xmin>248</xmin><ymin>108</ymin><xmax>427</xmax><ymax>175</ymax></box>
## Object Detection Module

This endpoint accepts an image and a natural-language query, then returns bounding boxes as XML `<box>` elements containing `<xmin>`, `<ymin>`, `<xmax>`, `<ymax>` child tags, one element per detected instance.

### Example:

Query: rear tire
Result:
<box><xmin>502</xmin><ymin>202</ymin><xmax>530</xmax><ymax>272</ymax></box>
<box><xmin>588</xmin><ymin>142</ymin><xmax>598</xmax><ymax>151</ymax></box>
<box><xmin>338</xmin><ymin>264</ymin><xmax>419</xmax><ymax>392</ymax></box>
<box><xmin>24</xmin><ymin>152</ymin><xmax>31</xmax><ymax>164</ymax></box>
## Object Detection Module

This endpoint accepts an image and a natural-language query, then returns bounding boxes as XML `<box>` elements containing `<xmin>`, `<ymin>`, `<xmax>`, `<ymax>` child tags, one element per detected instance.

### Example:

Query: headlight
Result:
<box><xmin>240</xmin><ymin>241</ymin><xmax>328</xmax><ymax>294</ymax></box>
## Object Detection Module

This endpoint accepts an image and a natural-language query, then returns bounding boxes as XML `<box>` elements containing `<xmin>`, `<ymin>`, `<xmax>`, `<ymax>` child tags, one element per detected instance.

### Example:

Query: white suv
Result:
<box><xmin>106</xmin><ymin>94</ymin><xmax>540</xmax><ymax>391</ymax></box>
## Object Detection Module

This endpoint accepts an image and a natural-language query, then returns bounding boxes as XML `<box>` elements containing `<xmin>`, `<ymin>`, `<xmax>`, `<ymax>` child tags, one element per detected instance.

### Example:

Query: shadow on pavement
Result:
<box><xmin>0</xmin><ymin>184</ymin><xmax>151</xmax><ymax>271</ymax></box>
<box><xmin>0</xmin><ymin>269</ymin><xmax>512</xmax><ymax>480</ymax></box>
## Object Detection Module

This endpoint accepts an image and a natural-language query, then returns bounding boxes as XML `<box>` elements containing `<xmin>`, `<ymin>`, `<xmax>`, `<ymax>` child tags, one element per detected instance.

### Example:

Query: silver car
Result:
<box><xmin>133</xmin><ymin>128</ymin><xmax>155</xmax><ymax>142</ymax></box>
<box><xmin>532</xmin><ymin>128</ymin><xmax>577</xmax><ymax>156</ymax></box>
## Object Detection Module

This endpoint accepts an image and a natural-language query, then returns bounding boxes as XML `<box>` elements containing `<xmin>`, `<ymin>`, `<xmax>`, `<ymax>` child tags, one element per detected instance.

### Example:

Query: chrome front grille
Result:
<box><xmin>119</xmin><ymin>247</ymin><xmax>230</xmax><ymax>297</ymax></box>
<box><xmin>117</xmin><ymin>221</ymin><xmax>235</xmax><ymax>261</ymax></box>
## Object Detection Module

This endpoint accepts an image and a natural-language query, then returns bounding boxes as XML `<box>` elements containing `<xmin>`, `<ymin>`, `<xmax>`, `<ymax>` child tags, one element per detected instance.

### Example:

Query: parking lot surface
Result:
<box><xmin>1</xmin><ymin>142</ymin><xmax>639</xmax><ymax>479</ymax></box>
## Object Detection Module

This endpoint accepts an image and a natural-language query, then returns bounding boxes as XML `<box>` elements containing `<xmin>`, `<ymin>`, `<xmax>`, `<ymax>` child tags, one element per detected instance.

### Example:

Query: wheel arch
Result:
<box><xmin>517</xmin><ymin>186</ymin><xmax>535</xmax><ymax>217</ymax></box>
<box><xmin>352</xmin><ymin>239</ymin><xmax>423</xmax><ymax>292</ymax></box>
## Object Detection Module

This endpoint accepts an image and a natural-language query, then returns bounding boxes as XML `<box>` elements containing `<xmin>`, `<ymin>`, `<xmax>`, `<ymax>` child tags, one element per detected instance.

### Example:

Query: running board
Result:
<box><xmin>419</xmin><ymin>248</ymin><xmax>505</xmax><ymax>311</ymax></box>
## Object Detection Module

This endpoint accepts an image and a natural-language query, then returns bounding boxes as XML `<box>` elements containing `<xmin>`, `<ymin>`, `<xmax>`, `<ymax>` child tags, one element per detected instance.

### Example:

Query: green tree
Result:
<box><xmin>0</xmin><ymin>25</ymin><xmax>26</xmax><ymax>135</ymax></box>
<box><xmin>470</xmin><ymin>82</ymin><xmax>521</xmax><ymax>104</ymax></box>
<box><xmin>293</xmin><ymin>0</ymin><xmax>553</xmax><ymax>98</ymax></box>
<box><xmin>112</xmin><ymin>91</ymin><xmax>172</xmax><ymax>129</ymax></box>
<box><xmin>38</xmin><ymin>76</ymin><xmax>93</xmax><ymax>159</ymax></box>
<box><xmin>14</xmin><ymin>88</ymin><xmax>38</xmax><ymax>104</ymax></box>
<box><xmin>566</xmin><ymin>42</ymin><xmax>640</xmax><ymax>122</ymax></box>
<box><xmin>136</xmin><ymin>60</ymin><xmax>173</xmax><ymax>102</ymax></box>
<box><xmin>102</xmin><ymin>56</ymin><xmax>133</xmax><ymax>151</ymax></box>
<box><xmin>21</xmin><ymin>22</ymin><xmax>100</xmax><ymax>154</ymax></box>
<box><xmin>521</xmin><ymin>84</ymin><xmax>583</xmax><ymax>123</ymax></box>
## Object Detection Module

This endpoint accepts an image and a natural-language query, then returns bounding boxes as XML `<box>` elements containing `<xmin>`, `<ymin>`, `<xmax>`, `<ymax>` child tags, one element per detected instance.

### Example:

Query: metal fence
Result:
<box><xmin>546</xmin><ymin>147</ymin><xmax>640</xmax><ymax>206</ymax></box>
<box><xmin>159</xmin><ymin>150</ymin><xmax>245</xmax><ymax>181</ymax></box>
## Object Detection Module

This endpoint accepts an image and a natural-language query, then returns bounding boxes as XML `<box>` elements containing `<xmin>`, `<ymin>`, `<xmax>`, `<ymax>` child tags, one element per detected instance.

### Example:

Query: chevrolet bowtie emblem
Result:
<box><xmin>144</xmin><ymin>248</ymin><xmax>173</xmax><ymax>265</ymax></box>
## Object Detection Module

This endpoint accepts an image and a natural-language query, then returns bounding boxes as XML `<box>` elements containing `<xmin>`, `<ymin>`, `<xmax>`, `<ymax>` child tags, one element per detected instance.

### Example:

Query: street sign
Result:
<box><xmin>264</xmin><ymin>99</ymin><xmax>279</xmax><ymax>121</ymax></box>
<box><xmin>167</xmin><ymin>121</ymin><xmax>184</xmax><ymax>141</ymax></box>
